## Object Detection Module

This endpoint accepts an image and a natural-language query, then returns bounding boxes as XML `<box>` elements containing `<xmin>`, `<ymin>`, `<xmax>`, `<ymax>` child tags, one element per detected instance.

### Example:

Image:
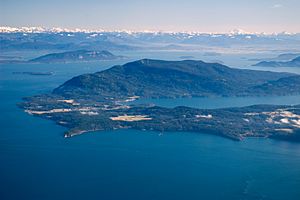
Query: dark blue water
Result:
<box><xmin>1</xmin><ymin>62</ymin><xmax>300</xmax><ymax>200</ymax></box>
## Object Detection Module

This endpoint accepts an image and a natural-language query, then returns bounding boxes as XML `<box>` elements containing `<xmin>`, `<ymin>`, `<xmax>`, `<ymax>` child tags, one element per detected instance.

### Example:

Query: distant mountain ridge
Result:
<box><xmin>53</xmin><ymin>59</ymin><xmax>299</xmax><ymax>98</ymax></box>
<box><xmin>254</xmin><ymin>56</ymin><xmax>300</xmax><ymax>67</ymax></box>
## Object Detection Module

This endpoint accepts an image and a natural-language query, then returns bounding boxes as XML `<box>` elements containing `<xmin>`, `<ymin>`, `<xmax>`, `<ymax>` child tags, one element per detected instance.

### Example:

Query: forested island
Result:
<box><xmin>19</xmin><ymin>59</ymin><xmax>300</xmax><ymax>142</ymax></box>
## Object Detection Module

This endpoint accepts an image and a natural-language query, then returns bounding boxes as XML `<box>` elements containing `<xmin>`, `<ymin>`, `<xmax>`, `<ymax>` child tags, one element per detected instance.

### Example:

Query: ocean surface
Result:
<box><xmin>1</xmin><ymin>55</ymin><xmax>300</xmax><ymax>200</ymax></box>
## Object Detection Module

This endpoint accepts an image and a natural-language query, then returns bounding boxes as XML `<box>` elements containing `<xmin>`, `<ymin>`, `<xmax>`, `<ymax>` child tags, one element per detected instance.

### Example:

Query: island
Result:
<box><xmin>0</xmin><ymin>50</ymin><xmax>125</xmax><ymax>64</ymax></box>
<box><xmin>29</xmin><ymin>50</ymin><xmax>125</xmax><ymax>63</ymax></box>
<box><xmin>19</xmin><ymin>59</ymin><xmax>300</xmax><ymax>142</ymax></box>
<box><xmin>254</xmin><ymin>56</ymin><xmax>300</xmax><ymax>67</ymax></box>
<box><xmin>249</xmin><ymin>53</ymin><xmax>300</xmax><ymax>62</ymax></box>
<box><xmin>13</xmin><ymin>71</ymin><xmax>54</xmax><ymax>76</ymax></box>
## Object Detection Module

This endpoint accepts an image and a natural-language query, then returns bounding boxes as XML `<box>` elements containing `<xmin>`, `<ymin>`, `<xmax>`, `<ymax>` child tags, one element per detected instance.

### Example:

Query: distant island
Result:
<box><xmin>13</xmin><ymin>71</ymin><xmax>54</xmax><ymax>76</ymax></box>
<box><xmin>29</xmin><ymin>50</ymin><xmax>125</xmax><ymax>63</ymax></box>
<box><xmin>249</xmin><ymin>53</ymin><xmax>300</xmax><ymax>62</ymax></box>
<box><xmin>0</xmin><ymin>50</ymin><xmax>125</xmax><ymax>64</ymax></box>
<box><xmin>20</xmin><ymin>59</ymin><xmax>300</xmax><ymax>142</ymax></box>
<box><xmin>253</xmin><ymin>56</ymin><xmax>300</xmax><ymax>67</ymax></box>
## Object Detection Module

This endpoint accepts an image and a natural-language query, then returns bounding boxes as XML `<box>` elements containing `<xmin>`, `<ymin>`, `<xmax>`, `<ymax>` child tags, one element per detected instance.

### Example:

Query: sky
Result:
<box><xmin>0</xmin><ymin>0</ymin><xmax>300</xmax><ymax>33</ymax></box>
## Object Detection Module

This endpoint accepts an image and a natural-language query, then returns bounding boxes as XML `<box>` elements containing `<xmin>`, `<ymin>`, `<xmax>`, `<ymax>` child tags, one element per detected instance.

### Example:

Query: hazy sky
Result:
<box><xmin>1</xmin><ymin>0</ymin><xmax>299</xmax><ymax>33</ymax></box>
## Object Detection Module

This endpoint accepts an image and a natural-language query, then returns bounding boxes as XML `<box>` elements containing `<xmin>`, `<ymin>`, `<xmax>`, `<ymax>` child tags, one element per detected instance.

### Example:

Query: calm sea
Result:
<box><xmin>1</xmin><ymin>55</ymin><xmax>300</xmax><ymax>200</ymax></box>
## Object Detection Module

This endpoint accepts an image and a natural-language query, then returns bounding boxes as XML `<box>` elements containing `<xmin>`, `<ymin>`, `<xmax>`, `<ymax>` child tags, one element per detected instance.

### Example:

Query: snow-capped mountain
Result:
<box><xmin>1</xmin><ymin>26</ymin><xmax>299</xmax><ymax>35</ymax></box>
<box><xmin>1</xmin><ymin>26</ymin><xmax>300</xmax><ymax>52</ymax></box>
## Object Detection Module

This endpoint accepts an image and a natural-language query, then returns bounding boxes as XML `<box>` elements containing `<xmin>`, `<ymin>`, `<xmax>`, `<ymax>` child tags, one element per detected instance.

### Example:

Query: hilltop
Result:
<box><xmin>53</xmin><ymin>59</ymin><xmax>298</xmax><ymax>98</ymax></box>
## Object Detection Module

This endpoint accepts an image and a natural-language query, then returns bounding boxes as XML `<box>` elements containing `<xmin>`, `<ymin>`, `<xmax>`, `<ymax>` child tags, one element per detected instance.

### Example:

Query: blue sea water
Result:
<box><xmin>135</xmin><ymin>95</ymin><xmax>300</xmax><ymax>109</ymax></box>
<box><xmin>1</xmin><ymin>60</ymin><xmax>300</xmax><ymax>200</ymax></box>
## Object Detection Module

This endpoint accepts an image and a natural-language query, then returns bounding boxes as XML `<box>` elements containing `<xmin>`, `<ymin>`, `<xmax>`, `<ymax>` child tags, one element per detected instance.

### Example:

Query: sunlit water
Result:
<box><xmin>1</xmin><ymin>56</ymin><xmax>300</xmax><ymax>200</ymax></box>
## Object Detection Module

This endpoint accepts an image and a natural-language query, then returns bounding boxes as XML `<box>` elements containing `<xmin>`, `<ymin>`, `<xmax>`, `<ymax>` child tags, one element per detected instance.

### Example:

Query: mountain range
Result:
<box><xmin>2</xmin><ymin>27</ymin><xmax>300</xmax><ymax>52</ymax></box>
